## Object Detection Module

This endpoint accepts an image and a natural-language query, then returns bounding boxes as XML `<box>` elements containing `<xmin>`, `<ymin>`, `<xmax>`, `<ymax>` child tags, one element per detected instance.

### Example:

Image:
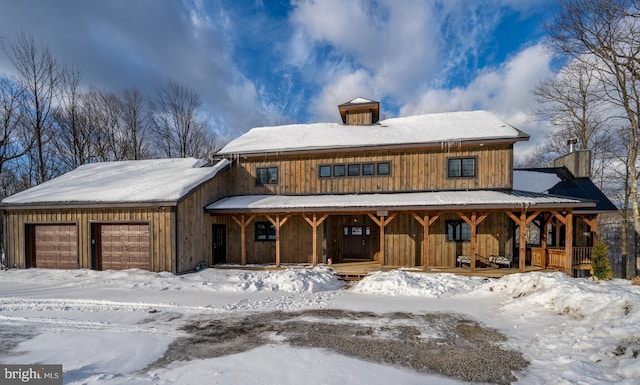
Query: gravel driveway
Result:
<box><xmin>150</xmin><ymin>309</ymin><xmax>528</xmax><ymax>385</ymax></box>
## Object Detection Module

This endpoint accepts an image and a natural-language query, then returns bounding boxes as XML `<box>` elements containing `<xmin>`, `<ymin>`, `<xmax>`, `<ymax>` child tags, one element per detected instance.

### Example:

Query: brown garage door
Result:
<box><xmin>32</xmin><ymin>224</ymin><xmax>78</xmax><ymax>269</ymax></box>
<box><xmin>98</xmin><ymin>223</ymin><xmax>150</xmax><ymax>270</ymax></box>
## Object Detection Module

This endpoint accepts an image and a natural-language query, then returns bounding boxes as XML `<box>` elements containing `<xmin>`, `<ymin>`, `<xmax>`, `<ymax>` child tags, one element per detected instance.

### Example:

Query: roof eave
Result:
<box><xmin>217</xmin><ymin>136</ymin><xmax>528</xmax><ymax>158</ymax></box>
<box><xmin>0</xmin><ymin>201</ymin><xmax>179</xmax><ymax>210</ymax></box>
<box><xmin>206</xmin><ymin>201</ymin><xmax>594</xmax><ymax>215</ymax></box>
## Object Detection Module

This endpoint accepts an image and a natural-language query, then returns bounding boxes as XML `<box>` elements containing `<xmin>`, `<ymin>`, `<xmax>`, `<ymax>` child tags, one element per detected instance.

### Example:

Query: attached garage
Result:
<box><xmin>1</xmin><ymin>158</ymin><xmax>230</xmax><ymax>273</ymax></box>
<box><xmin>27</xmin><ymin>224</ymin><xmax>78</xmax><ymax>269</ymax></box>
<box><xmin>94</xmin><ymin>223</ymin><xmax>150</xmax><ymax>271</ymax></box>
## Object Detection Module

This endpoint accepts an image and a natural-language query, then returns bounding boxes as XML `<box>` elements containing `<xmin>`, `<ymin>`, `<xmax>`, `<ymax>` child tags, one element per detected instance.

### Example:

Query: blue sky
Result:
<box><xmin>0</xmin><ymin>0</ymin><xmax>554</xmax><ymax>155</ymax></box>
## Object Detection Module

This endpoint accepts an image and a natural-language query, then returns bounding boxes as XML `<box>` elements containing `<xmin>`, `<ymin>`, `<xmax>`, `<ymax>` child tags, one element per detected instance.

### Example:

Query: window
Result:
<box><xmin>377</xmin><ymin>162</ymin><xmax>391</xmax><ymax>175</ymax></box>
<box><xmin>256</xmin><ymin>166</ymin><xmax>278</xmax><ymax>185</ymax></box>
<box><xmin>348</xmin><ymin>164</ymin><xmax>361</xmax><ymax>176</ymax></box>
<box><xmin>362</xmin><ymin>163</ymin><xmax>375</xmax><ymax>175</ymax></box>
<box><xmin>447</xmin><ymin>158</ymin><xmax>476</xmax><ymax>178</ymax></box>
<box><xmin>255</xmin><ymin>222</ymin><xmax>276</xmax><ymax>241</ymax></box>
<box><xmin>447</xmin><ymin>220</ymin><xmax>471</xmax><ymax>241</ymax></box>
<box><xmin>317</xmin><ymin>161</ymin><xmax>392</xmax><ymax>179</ymax></box>
<box><xmin>319</xmin><ymin>165</ymin><xmax>331</xmax><ymax>178</ymax></box>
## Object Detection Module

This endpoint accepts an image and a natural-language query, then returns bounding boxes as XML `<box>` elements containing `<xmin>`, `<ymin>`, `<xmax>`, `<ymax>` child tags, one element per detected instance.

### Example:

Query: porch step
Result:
<box><xmin>335</xmin><ymin>272</ymin><xmax>369</xmax><ymax>282</ymax></box>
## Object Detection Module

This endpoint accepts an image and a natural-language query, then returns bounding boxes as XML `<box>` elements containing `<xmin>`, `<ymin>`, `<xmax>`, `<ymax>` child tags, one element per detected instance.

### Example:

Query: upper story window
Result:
<box><xmin>256</xmin><ymin>166</ymin><xmax>278</xmax><ymax>185</ymax></box>
<box><xmin>348</xmin><ymin>164</ymin><xmax>361</xmax><ymax>176</ymax></box>
<box><xmin>447</xmin><ymin>220</ymin><xmax>470</xmax><ymax>241</ymax></box>
<box><xmin>377</xmin><ymin>162</ymin><xmax>391</xmax><ymax>176</ymax></box>
<box><xmin>362</xmin><ymin>163</ymin><xmax>375</xmax><ymax>176</ymax></box>
<box><xmin>333</xmin><ymin>164</ymin><xmax>346</xmax><ymax>177</ymax></box>
<box><xmin>319</xmin><ymin>165</ymin><xmax>331</xmax><ymax>178</ymax></box>
<box><xmin>447</xmin><ymin>157</ymin><xmax>476</xmax><ymax>178</ymax></box>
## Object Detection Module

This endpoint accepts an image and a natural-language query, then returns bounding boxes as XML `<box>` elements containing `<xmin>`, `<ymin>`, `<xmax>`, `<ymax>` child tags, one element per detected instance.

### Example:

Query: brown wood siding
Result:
<box><xmin>178</xmin><ymin>168</ymin><xmax>231</xmax><ymax>272</ymax></box>
<box><xmin>229</xmin><ymin>144</ymin><xmax>514</xmax><ymax>196</ymax></box>
<box><xmin>346</xmin><ymin>111</ymin><xmax>372</xmax><ymax>125</ymax></box>
<box><xmin>428</xmin><ymin>212</ymin><xmax>510</xmax><ymax>267</ymax></box>
<box><xmin>4</xmin><ymin>208</ymin><xmax>174</xmax><ymax>272</ymax></box>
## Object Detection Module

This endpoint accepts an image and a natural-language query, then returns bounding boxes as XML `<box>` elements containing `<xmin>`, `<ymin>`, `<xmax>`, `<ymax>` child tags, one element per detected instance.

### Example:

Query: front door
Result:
<box><xmin>342</xmin><ymin>225</ymin><xmax>371</xmax><ymax>260</ymax></box>
<box><xmin>212</xmin><ymin>224</ymin><xmax>226</xmax><ymax>264</ymax></box>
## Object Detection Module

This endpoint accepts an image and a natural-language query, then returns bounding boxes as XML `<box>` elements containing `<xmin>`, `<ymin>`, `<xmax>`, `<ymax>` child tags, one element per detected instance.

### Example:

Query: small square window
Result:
<box><xmin>334</xmin><ymin>164</ymin><xmax>346</xmax><ymax>177</ymax></box>
<box><xmin>256</xmin><ymin>166</ymin><xmax>278</xmax><ymax>185</ymax></box>
<box><xmin>448</xmin><ymin>158</ymin><xmax>475</xmax><ymax>178</ymax></box>
<box><xmin>362</xmin><ymin>163</ymin><xmax>375</xmax><ymax>175</ymax></box>
<box><xmin>348</xmin><ymin>164</ymin><xmax>361</xmax><ymax>176</ymax></box>
<box><xmin>377</xmin><ymin>162</ymin><xmax>391</xmax><ymax>175</ymax></box>
<box><xmin>319</xmin><ymin>165</ymin><xmax>331</xmax><ymax>178</ymax></box>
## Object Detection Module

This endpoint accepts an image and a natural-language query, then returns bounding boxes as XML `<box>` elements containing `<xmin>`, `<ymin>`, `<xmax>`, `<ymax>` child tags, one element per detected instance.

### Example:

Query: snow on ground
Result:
<box><xmin>1</xmin><ymin>267</ymin><xmax>639</xmax><ymax>384</ymax></box>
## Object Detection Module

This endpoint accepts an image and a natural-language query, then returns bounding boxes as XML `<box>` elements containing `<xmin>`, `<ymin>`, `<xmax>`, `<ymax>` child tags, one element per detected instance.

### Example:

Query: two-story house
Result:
<box><xmin>1</xmin><ymin>98</ymin><xmax>615</xmax><ymax>275</ymax></box>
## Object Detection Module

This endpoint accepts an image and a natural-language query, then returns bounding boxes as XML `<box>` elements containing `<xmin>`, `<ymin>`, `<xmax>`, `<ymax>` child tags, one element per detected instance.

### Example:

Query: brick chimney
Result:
<box><xmin>338</xmin><ymin>98</ymin><xmax>380</xmax><ymax>125</ymax></box>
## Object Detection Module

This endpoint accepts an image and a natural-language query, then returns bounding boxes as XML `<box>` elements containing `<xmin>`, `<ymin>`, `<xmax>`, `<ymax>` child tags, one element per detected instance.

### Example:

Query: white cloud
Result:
<box><xmin>400</xmin><ymin>43</ymin><xmax>554</xmax><ymax>160</ymax></box>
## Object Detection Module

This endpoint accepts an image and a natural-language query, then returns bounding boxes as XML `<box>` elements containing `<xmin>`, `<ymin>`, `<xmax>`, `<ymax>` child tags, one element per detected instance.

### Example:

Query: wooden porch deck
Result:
<box><xmin>330</xmin><ymin>261</ymin><xmax>548</xmax><ymax>280</ymax></box>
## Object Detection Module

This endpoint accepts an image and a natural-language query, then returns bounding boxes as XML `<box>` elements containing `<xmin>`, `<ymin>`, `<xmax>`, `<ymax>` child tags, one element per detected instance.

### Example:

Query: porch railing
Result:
<box><xmin>572</xmin><ymin>247</ymin><xmax>592</xmax><ymax>266</ymax></box>
<box><xmin>530</xmin><ymin>247</ymin><xmax>593</xmax><ymax>270</ymax></box>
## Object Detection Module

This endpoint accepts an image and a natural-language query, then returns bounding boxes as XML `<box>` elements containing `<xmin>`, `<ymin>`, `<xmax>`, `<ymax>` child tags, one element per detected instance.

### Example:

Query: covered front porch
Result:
<box><xmin>205</xmin><ymin>190</ymin><xmax>596</xmax><ymax>276</ymax></box>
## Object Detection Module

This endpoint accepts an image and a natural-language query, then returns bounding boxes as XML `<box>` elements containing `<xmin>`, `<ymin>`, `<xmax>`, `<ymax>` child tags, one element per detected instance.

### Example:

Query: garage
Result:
<box><xmin>29</xmin><ymin>224</ymin><xmax>79</xmax><ymax>269</ymax></box>
<box><xmin>96</xmin><ymin>223</ymin><xmax>150</xmax><ymax>270</ymax></box>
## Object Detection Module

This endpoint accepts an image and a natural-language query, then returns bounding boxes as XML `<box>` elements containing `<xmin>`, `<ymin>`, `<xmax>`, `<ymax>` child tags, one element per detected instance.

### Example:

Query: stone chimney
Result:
<box><xmin>338</xmin><ymin>97</ymin><xmax>380</xmax><ymax>125</ymax></box>
<box><xmin>553</xmin><ymin>139</ymin><xmax>591</xmax><ymax>178</ymax></box>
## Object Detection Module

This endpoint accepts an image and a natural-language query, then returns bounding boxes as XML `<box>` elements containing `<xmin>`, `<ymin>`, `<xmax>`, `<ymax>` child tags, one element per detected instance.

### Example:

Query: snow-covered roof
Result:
<box><xmin>2</xmin><ymin>158</ymin><xmax>230</xmax><ymax>206</ymax></box>
<box><xmin>217</xmin><ymin>110</ymin><xmax>528</xmax><ymax>155</ymax></box>
<box><xmin>513</xmin><ymin>170</ymin><xmax>562</xmax><ymax>193</ymax></box>
<box><xmin>339</xmin><ymin>97</ymin><xmax>377</xmax><ymax>106</ymax></box>
<box><xmin>205</xmin><ymin>190</ymin><xmax>592</xmax><ymax>213</ymax></box>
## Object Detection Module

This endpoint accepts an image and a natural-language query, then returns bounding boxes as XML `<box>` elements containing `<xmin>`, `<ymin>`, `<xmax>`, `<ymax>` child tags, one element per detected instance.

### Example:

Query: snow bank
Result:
<box><xmin>0</xmin><ymin>266</ymin><xmax>345</xmax><ymax>294</ymax></box>
<box><xmin>478</xmin><ymin>272</ymin><xmax>640</xmax><ymax>321</ymax></box>
<box><xmin>351</xmin><ymin>270</ymin><xmax>490</xmax><ymax>297</ymax></box>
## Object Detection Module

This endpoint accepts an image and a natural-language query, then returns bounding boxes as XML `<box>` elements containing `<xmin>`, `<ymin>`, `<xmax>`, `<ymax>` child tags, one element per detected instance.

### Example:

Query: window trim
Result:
<box><xmin>362</xmin><ymin>163</ymin><xmax>375</xmax><ymax>176</ymax></box>
<box><xmin>347</xmin><ymin>163</ymin><xmax>361</xmax><ymax>177</ymax></box>
<box><xmin>255</xmin><ymin>221</ymin><xmax>276</xmax><ymax>242</ymax></box>
<box><xmin>446</xmin><ymin>220</ymin><xmax>471</xmax><ymax>242</ymax></box>
<box><xmin>447</xmin><ymin>157</ymin><xmax>477</xmax><ymax>178</ymax></box>
<box><xmin>318</xmin><ymin>164</ymin><xmax>332</xmax><ymax>178</ymax></box>
<box><xmin>376</xmin><ymin>161</ymin><xmax>391</xmax><ymax>176</ymax></box>
<box><xmin>255</xmin><ymin>166</ymin><xmax>279</xmax><ymax>185</ymax></box>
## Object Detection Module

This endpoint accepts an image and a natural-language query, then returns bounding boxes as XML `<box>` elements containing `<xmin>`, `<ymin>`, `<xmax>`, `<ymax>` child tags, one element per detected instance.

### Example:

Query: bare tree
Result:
<box><xmin>532</xmin><ymin>60</ymin><xmax>614</xmax><ymax>189</ymax></box>
<box><xmin>119</xmin><ymin>87</ymin><xmax>150</xmax><ymax>160</ymax></box>
<box><xmin>52</xmin><ymin>65</ymin><xmax>89</xmax><ymax>171</ymax></box>
<box><xmin>149</xmin><ymin>79</ymin><xmax>214</xmax><ymax>158</ymax></box>
<box><xmin>0</xmin><ymin>77</ymin><xmax>32</xmax><ymax>187</ymax></box>
<box><xmin>4</xmin><ymin>31</ymin><xmax>64</xmax><ymax>184</ymax></box>
<box><xmin>545</xmin><ymin>0</ymin><xmax>640</xmax><ymax>274</ymax></box>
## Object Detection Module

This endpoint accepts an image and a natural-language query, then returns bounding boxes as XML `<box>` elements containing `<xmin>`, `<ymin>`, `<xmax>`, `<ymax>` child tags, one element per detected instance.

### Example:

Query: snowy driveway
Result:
<box><xmin>1</xmin><ymin>267</ymin><xmax>639</xmax><ymax>384</ymax></box>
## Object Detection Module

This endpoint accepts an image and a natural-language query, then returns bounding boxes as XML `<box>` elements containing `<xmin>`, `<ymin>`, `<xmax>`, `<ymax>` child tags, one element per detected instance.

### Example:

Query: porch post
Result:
<box><xmin>303</xmin><ymin>214</ymin><xmax>329</xmax><ymax>266</ymax></box>
<box><xmin>457</xmin><ymin>211</ymin><xmax>488</xmax><ymax>272</ymax></box>
<box><xmin>565</xmin><ymin>210</ymin><xmax>573</xmax><ymax>276</ymax></box>
<box><xmin>541</xmin><ymin>214</ymin><xmax>553</xmax><ymax>269</ymax></box>
<box><xmin>368</xmin><ymin>213</ymin><xmax>397</xmax><ymax>268</ymax></box>
<box><xmin>411</xmin><ymin>213</ymin><xmax>439</xmax><ymax>271</ymax></box>
<box><xmin>519</xmin><ymin>210</ymin><xmax>526</xmax><ymax>272</ymax></box>
<box><xmin>231</xmin><ymin>214</ymin><xmax>256</xmax><ymax>266</ymax></box>
<box><xmin>266</xmin><ymin>214</ymin><xmax>290</xmax><ymax>267</ymax></box>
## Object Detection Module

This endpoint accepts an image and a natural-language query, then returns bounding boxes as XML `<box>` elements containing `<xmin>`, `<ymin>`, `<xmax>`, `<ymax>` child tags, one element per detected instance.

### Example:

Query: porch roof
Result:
<box><xmin>205</xmin><ymin>190</ymin><xmax>594</xmax><ymax>214</ymax></box>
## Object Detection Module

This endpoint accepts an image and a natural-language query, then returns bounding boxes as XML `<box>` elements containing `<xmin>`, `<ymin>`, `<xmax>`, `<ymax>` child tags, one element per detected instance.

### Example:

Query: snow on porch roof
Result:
<box><xmin>2</xmin><ymin>158</ymin><xmax>230</xmax><ymax>206</ymax></box>
<box><xmin>205</xmin><ymin>190</ymin><xmax>593</xmax><ymax>213</ymax></box>
<box><xmin>217</xmin><ymin>110</ymin><xmax>529</xmax><ymax>155</ymax></box>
